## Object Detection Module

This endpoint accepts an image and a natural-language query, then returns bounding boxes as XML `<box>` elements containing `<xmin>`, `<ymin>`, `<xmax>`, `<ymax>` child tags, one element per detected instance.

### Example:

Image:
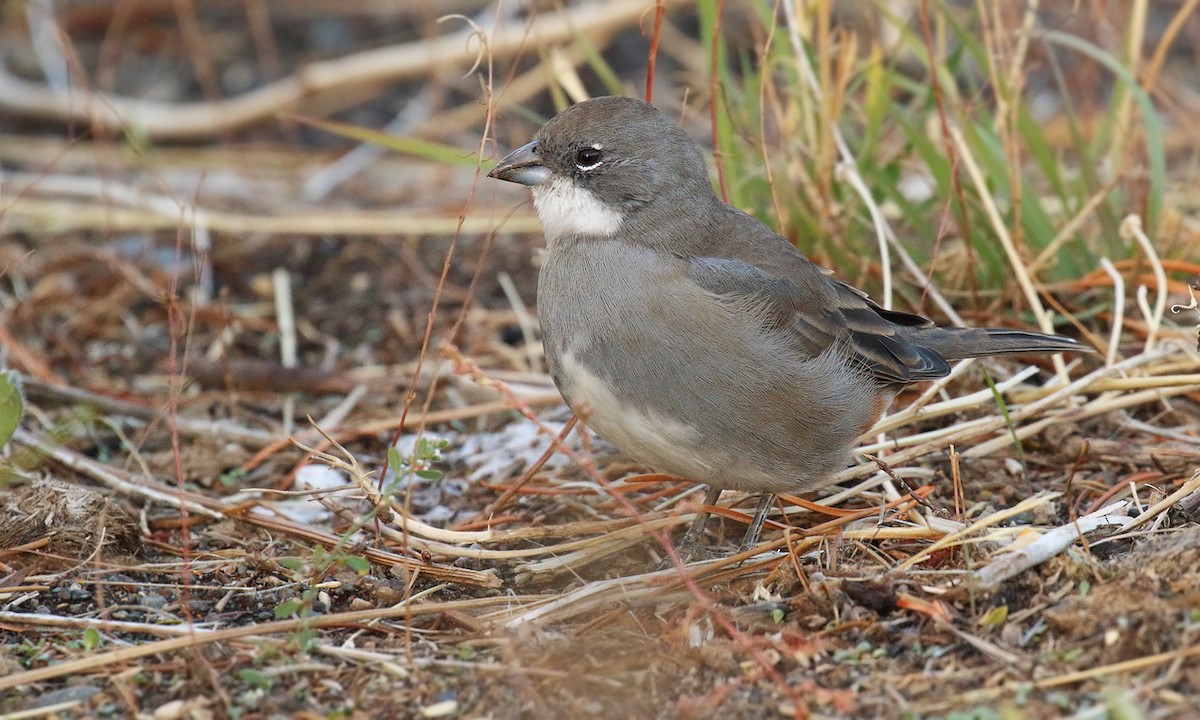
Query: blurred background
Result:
<box><xmin>2</xmin><ymin>0</ymin><xmax>1196</xmax><ymax>390</ymax></box>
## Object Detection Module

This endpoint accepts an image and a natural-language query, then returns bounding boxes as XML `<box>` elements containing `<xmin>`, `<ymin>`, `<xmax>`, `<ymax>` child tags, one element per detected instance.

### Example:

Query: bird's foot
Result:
<box><xmin>736</xmin><ymin>493</ymin><xmax>775</xmax><ymax>555</ymax></box>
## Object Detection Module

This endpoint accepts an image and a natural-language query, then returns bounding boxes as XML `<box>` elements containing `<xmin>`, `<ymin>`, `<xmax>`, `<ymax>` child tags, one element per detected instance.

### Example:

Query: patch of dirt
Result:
<box><xmin>1</xmin><ymin>478</ymin><xmax>141</xmax><ymax>573</ymax></box>
<box><xmin>1045</xmin><ymin>527</ymin><xmax>1200</xmax><ymax>663</ymax></box>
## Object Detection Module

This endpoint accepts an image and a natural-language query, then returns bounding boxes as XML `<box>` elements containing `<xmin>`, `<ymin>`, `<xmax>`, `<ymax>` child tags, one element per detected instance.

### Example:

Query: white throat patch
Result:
<box><xmin>531</xmin><ymin>176</ymin><xmax>623</xmax><ymax>242</ymax></box>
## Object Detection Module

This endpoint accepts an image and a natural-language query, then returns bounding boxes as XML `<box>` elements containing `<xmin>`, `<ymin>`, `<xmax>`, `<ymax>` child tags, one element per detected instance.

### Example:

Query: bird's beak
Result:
<box><xmin>488</xmin><ymin>140</ymin><xmax>549</xmax><ymax>186</ymax></box>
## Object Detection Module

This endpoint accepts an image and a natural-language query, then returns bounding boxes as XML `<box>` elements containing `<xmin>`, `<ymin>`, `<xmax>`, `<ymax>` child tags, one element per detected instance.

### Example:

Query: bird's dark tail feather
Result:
<box><xmin>915</xmin><ymin>326</ymin><xmax>1092</xmax><ymax>361</ymax></box>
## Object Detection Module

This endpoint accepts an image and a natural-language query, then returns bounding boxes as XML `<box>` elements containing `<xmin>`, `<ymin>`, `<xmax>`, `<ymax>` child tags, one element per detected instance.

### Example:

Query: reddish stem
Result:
<box><xmin>646</xmin><ymin>0</ymin><xmax>665</xmax><ymax>101</ymax></box>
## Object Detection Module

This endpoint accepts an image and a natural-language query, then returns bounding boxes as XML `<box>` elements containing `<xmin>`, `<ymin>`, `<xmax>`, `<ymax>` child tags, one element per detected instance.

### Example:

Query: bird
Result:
<box><xmin>488</xmin><ymin>95</ymin><xmax>1090</xmax><ymax>556</ymax></box>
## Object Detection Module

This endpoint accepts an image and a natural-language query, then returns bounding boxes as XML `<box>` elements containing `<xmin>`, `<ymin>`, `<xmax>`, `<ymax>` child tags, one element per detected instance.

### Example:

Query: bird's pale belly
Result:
<box><xmin>552</xmin><ymin>348</ymin><xmax>731</xmax><ymax>484</ymax></box>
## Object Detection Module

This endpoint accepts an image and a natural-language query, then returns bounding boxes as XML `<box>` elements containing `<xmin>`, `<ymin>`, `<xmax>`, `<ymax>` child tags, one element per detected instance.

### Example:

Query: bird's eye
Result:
<box><xmin>574</xmin><ymin>146</ymin><xmax>603</xmax><ymax>170</ymax></box>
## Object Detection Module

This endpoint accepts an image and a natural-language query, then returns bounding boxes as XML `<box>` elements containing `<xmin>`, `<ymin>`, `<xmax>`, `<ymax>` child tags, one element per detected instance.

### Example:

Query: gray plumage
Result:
<box><xmin>491</xmin><ymin>96</ymin><xmax>1090</xmax><ymax>499</ymax></box>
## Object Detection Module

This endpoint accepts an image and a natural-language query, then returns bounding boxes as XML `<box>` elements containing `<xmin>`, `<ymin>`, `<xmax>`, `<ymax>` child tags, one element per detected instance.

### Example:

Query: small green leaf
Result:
<box><xmin>82</xmin><ymin>627</ymin><xmax>101</xmax><ymax>650</ymax></box>
<box><xmin>296</xmin><ymin>628</ymin><xmax>319</xmax><ymax>652</ymax></box>
<box><xmin>276</xmin><ymin>557</ymin><xmax>305</xmax><ymax>571</ymax></box>
<box><xmin>415</xmin><ymin>469</ymin><xmax>443</xmax><ymax>481</ymax></box>
<box><xmin>0</xmin><ymin>372</ymin><xmax>24</xmax><ymax>449</ymax></box>
<box><xmin>274</xmin><ymin>600</ymin><xmax>303</xmax><ymax>618</ymax></box>
<box><xmin>344</xmin><ymin>556</ymin><xmax>370</xmax><ymax>573</ymax></box>
<box><xmin>219</xmin><ymin>467</ymin><xmax>247</xmax><ymax>488</ymax></box>
<box><xmin>980</xmin><ymin>605</ymin><xmax>1009</xmax><ymax>627</ymax></box>
<box><xmin>387</xmin><ymin>447</ymin><xmax>405</xmax><ymax>473</ymax></box>
<box><xmin>238</xmin><ymin>668</ymin><xmax>273</xmax><ymax>690</ymax></box>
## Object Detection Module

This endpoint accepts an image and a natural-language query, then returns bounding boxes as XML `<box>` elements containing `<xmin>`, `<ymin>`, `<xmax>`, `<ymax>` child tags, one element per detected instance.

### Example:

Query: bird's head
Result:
<box><xmin>489</xmin><ymin>96</ymin><xmax>714</xmax><ymax>243</ymax></box>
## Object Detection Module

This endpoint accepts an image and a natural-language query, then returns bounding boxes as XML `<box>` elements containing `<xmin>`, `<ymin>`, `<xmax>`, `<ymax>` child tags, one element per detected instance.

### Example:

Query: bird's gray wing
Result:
<box><xmin>687</xmin><ymin>255</ymin><xmax>951</xmax><ymax>384</ymax></box>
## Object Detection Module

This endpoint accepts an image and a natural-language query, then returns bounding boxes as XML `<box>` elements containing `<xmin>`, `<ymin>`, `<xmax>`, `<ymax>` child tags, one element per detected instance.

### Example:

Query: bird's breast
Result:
<box><xmin>535</xmin><ymin>241</ymin><xmax>728</xmax><ymax>481</ymax></box>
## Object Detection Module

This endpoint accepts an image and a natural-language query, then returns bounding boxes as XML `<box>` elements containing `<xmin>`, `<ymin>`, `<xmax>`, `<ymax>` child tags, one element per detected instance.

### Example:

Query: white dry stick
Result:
<box><xmin>379</xmin><ymin>515</ymin><xmax>683</xmax><ymax>562</ymax></box>
<box><xmin>939</xmin><ymin>618</ymin><xmax>1024</xmax><ymax>667</ymax></box>
<box><xmin>836</xmin><ymin>163</ymin><xmax>893</xmax><ymax>309</ymax></box>
<box><xmin>894</xmin><ymin>359</ymin><xmax>983</xmax><ymax>421</ymax></box>
<box><xmin>963</xmin><ymin>366</ymin><xmax>1200</xmax><ymax>458</ymax></box>
<box><xmin>12</xmin><ymin>428</ymin><xmax>224</xmax><ymax>520</ymax></box>
<box><xmin>513</xmin><ymin>573</ymin><xmax>698</xmax><ymax>628</ymax></box>
<box><xmin>504</xmin><ymin>571</ymin><xmax>677</xmax><ymax>628</ymax></box>
<box><xmin>1171</xmin><ymin>284</ymin><xmax>1199</xmax><ymax>315</ymax></box>
<box><xmin>895</xmin><ymin>492</ymin><xmax>1060</xmax><ymax>572</ymax></box>
<box><xmin>840</xmin><ymin>348</ymin><xmax>1176</xmax><ymax>482</ymax></box>
<box><xmin>859</xmin><ymin>416</ymin><xmax>995</xmax><ymax>456</ymax></box>
<box><xmin>1027</xmin><ymin>179</ymin><xmax>1120</xmax><ymax>275</ymax></box>
<box><xmin>1119</xmin><ymin>214</ymin><xmax>1168</xmax><ymax>353</ymax></box>
<box><xmin>0</xmin><ymin>611</ymin><xmax>216</xmax><ymax>637</ymax></box>
<box><xmin>506</xmin><ymin>525</ymin><xmax>950</xmax><ymax>629</ymax></box>
<box><xmin>497</xmin><ymin>272</ymin><xmax>541</xmax><ymax>372</ymax></box>
<box><xmin>1170</xmin><ymin>283</ymin><xmax>1200</xmax><ymax>351</ymax></box>
<box><xmin>315</xmin><ymin>644</ymin><xmax>411</xmax><ymax>679</ymax></box>
<box><xmin>6</xmin><ymin>171</ymin><xmax>212</xmax><ymax>262</ymax></box>
<box><xmin>947</xmin><ymin>122</ymin><xmax>1068</xmax><ymax>383</ymax></box>
<box><xmin>1003</xmin><ymin>0</ymin><xmax>1041</xmax><ymax>105</ymax></box>
<box><xmin>25</xmin><ymin>0</ymin><xmax>70</xmax><ymax>96</ymax></box>
<box><xmin>972</xmin><ymin>501</ymin><xmax>1133</xmax><ymax>589</ymax></box>
<box><xmin>313</xmin><ymin>384</ymin><xmax>369</xmax><ymax>431</ymax></box>
<box><xmin>549</xmin><ymin>46</ymin><xmax>590</xmax><ymax>103</ymax></box>
<box><xmin>978</xmin><ymin>464</ymin><xmax>1200</xmax><ymax>588</ymax></box>
<box><xmin>817</xmin><ymin>467</ymin><xmax>940</xmax><ymax>508</ymax></box>
<box><xmin>191</xmin><ymin>223</ymin><xmax>214</xmax><ymax>306</ymax></box>
<box><xmin>273</xmin><ymin>267</ymin><xmax>298</xmax><ymax>436</ymax></box>
<box><xmin>3</xmin><ymin>171</ymin><xmax>542</xmax><ymax>237</ymax></box>
<box><xmin>1112</xmin><ymin>469</ymin><xmax>1200</xmax><ymax>536</ymax></box>
<box><xmin>1099</xmin><ymin>257</ymin><xmax>1125</xmax><ymax>368</ymax></box>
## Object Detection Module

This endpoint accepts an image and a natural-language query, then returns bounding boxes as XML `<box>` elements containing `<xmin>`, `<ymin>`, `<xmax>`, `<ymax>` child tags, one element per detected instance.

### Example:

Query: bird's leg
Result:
<box><xmin>674</xmin><ymin>485</ymin><xmax>723</xmax><ymax>559</ymax></box>
<box><xmin>737</xmin><ymin>493</ymin><xmax>775</xmax><ymax>554</ymax></box>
